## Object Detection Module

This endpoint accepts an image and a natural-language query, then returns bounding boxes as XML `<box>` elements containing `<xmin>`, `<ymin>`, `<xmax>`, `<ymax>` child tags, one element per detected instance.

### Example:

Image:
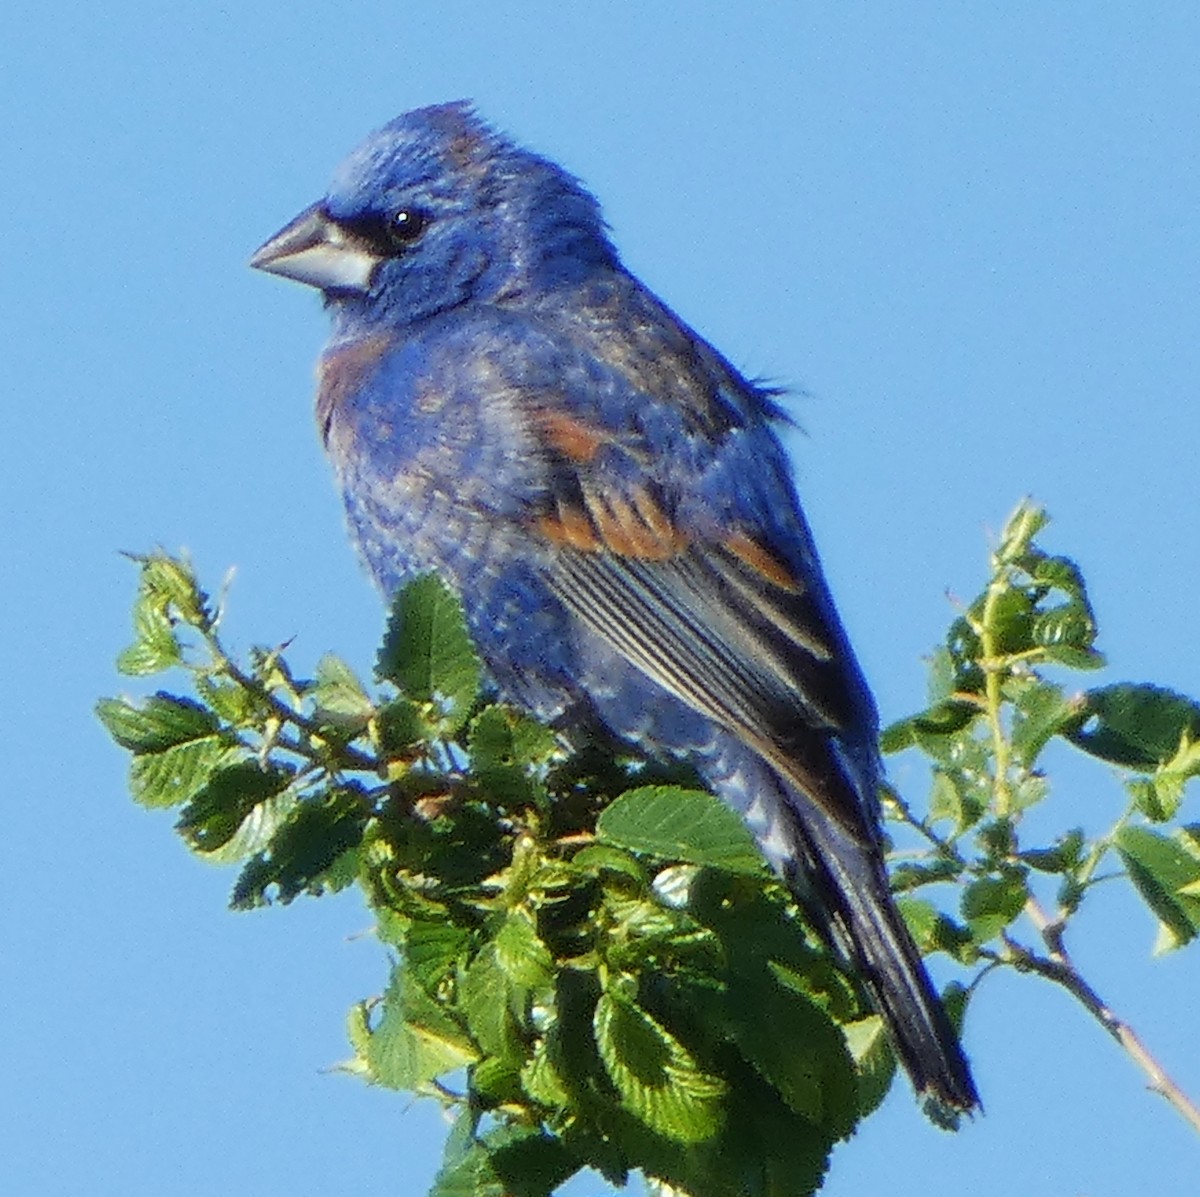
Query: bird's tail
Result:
<box><xmin>781</xmin><ymin>792</ymin><xmax>980</xmax><ymax>1125</ymax></box>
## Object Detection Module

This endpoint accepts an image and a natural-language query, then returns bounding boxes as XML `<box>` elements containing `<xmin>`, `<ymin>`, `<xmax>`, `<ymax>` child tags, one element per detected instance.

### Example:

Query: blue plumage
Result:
<box><xmin>251</xmin><ymin>101</ymin><xmax>979</xmax><ymax>1120</ymax></box>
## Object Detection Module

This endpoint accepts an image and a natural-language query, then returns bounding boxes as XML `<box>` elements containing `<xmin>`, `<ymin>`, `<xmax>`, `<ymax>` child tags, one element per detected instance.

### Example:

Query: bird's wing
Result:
<box><xmin>505</xmin><ymin>340</ymin><xmax>882</xmax><ymax>847</ymax></box>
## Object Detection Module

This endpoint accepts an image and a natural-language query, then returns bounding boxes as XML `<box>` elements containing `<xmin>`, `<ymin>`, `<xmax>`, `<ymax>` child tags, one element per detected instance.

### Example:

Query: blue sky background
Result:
<box><xmin>4</xmin><ymin>4</ymin><xmax>1198</xmax><ymax>1194</ymax></box>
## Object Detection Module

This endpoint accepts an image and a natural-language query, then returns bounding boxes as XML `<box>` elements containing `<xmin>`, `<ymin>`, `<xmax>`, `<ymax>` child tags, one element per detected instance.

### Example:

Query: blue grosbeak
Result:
<box><xmin>251</xmin><ymin>102</ymin><xmax>978</xmax><ymax>1122</ymax></box>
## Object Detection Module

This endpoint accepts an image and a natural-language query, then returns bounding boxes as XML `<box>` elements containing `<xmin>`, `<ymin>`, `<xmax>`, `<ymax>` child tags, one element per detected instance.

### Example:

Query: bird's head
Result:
<box><xmin>251</xmin><ymin>102</ymin><xmax>617</xmax><ymax>329</ymax></box>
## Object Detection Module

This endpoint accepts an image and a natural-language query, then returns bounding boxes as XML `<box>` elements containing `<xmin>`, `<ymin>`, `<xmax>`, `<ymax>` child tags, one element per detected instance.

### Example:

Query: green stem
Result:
<box><xmin>976</xmin><ymin>573</ymin><xmax>1014</xmax><ymax>819</ymax></box>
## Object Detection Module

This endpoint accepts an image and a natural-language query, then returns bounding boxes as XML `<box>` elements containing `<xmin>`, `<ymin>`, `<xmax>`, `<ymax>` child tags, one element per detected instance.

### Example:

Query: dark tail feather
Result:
<box><xmin>783</xmin><ymin>802</ymin><xmax>980</xmax><ymax>1125</ymax></box>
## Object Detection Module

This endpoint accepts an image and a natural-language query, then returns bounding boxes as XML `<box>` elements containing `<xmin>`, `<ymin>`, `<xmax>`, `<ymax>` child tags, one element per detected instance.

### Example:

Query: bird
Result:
<box><xmin>250</xmin><ymin>101</ymin><xmax>979</xmax><ymax>1123</ymax></box>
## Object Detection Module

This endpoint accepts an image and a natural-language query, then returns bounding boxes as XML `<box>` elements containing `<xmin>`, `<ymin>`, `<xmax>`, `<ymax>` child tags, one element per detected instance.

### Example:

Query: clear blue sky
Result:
<box><xmin>4</xmin><ymin>4</ymin><xmax>1198</xmax><ymax>1194</ymax></box>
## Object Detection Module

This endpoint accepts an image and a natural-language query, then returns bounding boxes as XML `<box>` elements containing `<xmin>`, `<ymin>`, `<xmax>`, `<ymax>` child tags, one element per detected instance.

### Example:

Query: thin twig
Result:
<box><xmin>1010</xmin><ymin>897</ymin><xmax>1200</xmax><ymax>1134</ymax></box>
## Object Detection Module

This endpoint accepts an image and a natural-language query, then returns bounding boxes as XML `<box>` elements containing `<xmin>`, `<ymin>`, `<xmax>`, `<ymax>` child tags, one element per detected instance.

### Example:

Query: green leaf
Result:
<box><xmin>1029</xmin><ymin>553</ymin><xmax>1086</xmax><ymax>599</ymax></box>
<box><xmin>880</xmin><ymin>701</ymin><xmax>977</xmax><ymax>754</ymax></box>
<box><xmin>175</xmin><ymin>762</ymin><xmax>294</xmax><ymax>858</ymax></box>
<box><xmin>374</xmin><ymin>696</ymin><xmax>427</xmax><ymax>757</ymax></box>
<box><xmin>96</xmin><ymin>693</ymin><xmax>220</xmax><ymax>753</ymax></box>
<box><xmin>366</xmin><ymin>967</ymin><xmax>477</xmax><ymax>1091</ymax></box>
<box><xmin>117</xmin><ymin>589</ymin><xmax>182</xmax><ymax>675</ymax></box>
<box><xmin>925</xmin><ymin>770</ymin><xmax>985</xmax><ymax>834</ymax></box>
<box><xmin>1041</xmin><ymin>644</ymin><xmax>1106</xmax><ymax>670</ymax></box>
<box><xmin>521</xmin><ymin>1039</ymin><xmax>572</xmax><ymax>1111</ymax></box>
<box><xmin>1131</xmin><ymin>735</ymin><xmax>1200</xmax><ymax>822</ymax></box>
<box><xmin>195</xmin><ymin>677</ymin><xmax>259</xmax><ymax>726</ymax></box>
<box><xmin>895</xmin><ymin>896</ymin><xmax>973</xmax><ymax>960</ymax></box>
<box><xmin>593</xmin><ymin>989</ymin><xmax>725</xmax><ymax>1144</ymax></box>
<box><xmin>842</xmin><ymin>1015</ymin><xmax>897</xmax><ymax>1119</ymax></box>
<box><xmin>137</xmin><ymin>552</ymin><xmax>211</xmax><ymax>627</ymax></box>
<box><xmin>466</xmin><ymin>706</ymin><xmax>545</xmax><ymax>806</ymax></box>
<box><xmin>1020</xmin><ymin>829</ymin><xmax>1085</xmax><ymax>874</ymax></box>
<box><xmin>230</xmin><ymin>789</ymin><xmax>368</xmax><ymax>908</ymax></box>
<box><xmin>1010</xmin><ymin>681</ymin><xmax>1085</xmax><ymax>767</ymax></box>
<box><xmin>128</xmin><ymin>735</ymin><xmax>238</xmax><ymax>809</ymax></box>
<box><xmin>1066</xmin><ymin>684</ymin><xmax>1200</xmax><ymax>770</ymax></box>
<box><xmin>728</xmin><ymin>962</ymin><xmax>856</xmax><ymax>1133</ymax></box>
<box><xmin>985</xmin><ymin>586</ymin><xmax>1036</xmax><ymax>655</ymax></box>
<box><xmin>461</xmin><ymin>945</ymin><xmax>525</xmax><ymax>1061</ymax></box>
<box><xmin>493</xmin><ymin>911</ymin><xmax>554</xmax><ymax>992</ymax></box>
<box><xmin>1032</xmin><ymin>600</ymin><xmax>1097</xmax><ymax>656</ymax></box>
<box><xmin>468</xmin><ymin>704</ymin><xmax>559</xmax><ymax>769</ymax></box>
<box><xmin>376</xmin><ymin>574</ymin><xmax>481</xmax><ymax>728</ymax></box>
<box><xmin>401</xmin><ymin>918</ymin><xmax>473</xmax><ymax>994</ymax></box>
<box><xmin>1115</xmin><ymin>825</ymin><xmax>1200</xmax><ymax>951</ymax></box>
<box><xmin>961</xmin><ymin>873</ymin><xmax>1028</xmax><ymax>942</ymax></box>
<box><xmin>996</xmin><ymin>500</ymin><xmax>1049</xmax><ymax>562</ymax></box>
<box><xmin>571</xmin><ymin>844</ymin><xmax>647</xmax><ymax>886</ymax></box>
<box><xmin>310</xmin><ymin>654</ymin><xmax>374</xmax><ymax>730</ymax></box>
<box><xmin>597</xmin><ymin>787</ymin><xmax>764</xmax><ymax>876</ymax></box>
<box><xmin>431</xmin><ymin>1125</ymin><xmax>578</xmax><ymax>1197</ymax></box>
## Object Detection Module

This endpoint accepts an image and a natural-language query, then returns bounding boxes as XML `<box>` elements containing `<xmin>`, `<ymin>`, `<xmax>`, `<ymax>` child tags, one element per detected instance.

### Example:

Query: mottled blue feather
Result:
<box><xmin>251</xmin><ymin>100</ymin><xmax>979</xmax><ymax>1121</ymax></box>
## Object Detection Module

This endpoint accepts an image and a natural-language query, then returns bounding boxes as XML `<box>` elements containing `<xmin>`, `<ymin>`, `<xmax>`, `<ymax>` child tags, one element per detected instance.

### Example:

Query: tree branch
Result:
<box><xmin>1008</xmin><ymin>897</ymin><xmax>1200</xmax><ymax>1134</ymax></box>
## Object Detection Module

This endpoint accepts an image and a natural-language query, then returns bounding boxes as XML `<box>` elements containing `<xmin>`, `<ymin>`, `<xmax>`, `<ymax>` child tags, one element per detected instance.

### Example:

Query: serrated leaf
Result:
<box><xmin>117</xmin><ymin>590</ymin><xmax>182</xmax><ymax>675</ymax></box>
<box><xmin>842</xmin><ymin>1015</ymin><xmax>897</xmax><ymax>1119</ymax></box>
<box><xmin>986</xmin><ymin>586</ymin><xmax>1036</xmax><ymax>655</ymax></box>
<box><xmin>1042</xmin><ymin>644</ymin><xmax>1106</xmax><ymax>670</ymax></box>
<box><xmin>230</xmin><ymin>789</ymin><xmax>367</xmax><ymax>908</ymax></box>
<box><xmin>593</xmin><ymin>989</ymin><xmax>724</xmax><ymax>1144</ymax></box>
<box><xmin>1029</xmin><ymin>553</ymin><xmax>1086</xmax><ymax>599</ymax></box>
<box><xmin>116</xmin><ymin>637</ymin><xmax>181</xmax><ymax>676</ymax></box>
<box><xmin>469</xmin><ymin>705</ymin><xmax>559</xmax><ymax>769</ymax></box>
<box><xmin>1011</xmin><ymin>682</ymin><xmax>1084</xmax><ymax>767</ymax></box>
<box><xmin>1032</xmin><ymin>601</ymin><xmax>1096</xmax><ymax>656</ymax></box>
<box><xmin>376</xmin><ymin>574</ymin><xmax>481</xmax><ymax>728</ymax></box>
<box><xmin>893</xmin><ymin>896</ymin><xmax>972</xmax><ymax>962</ymax></box>
<box><xmin>461</xmin><ymin>945</ymin><xmax>525</xmax><ymax>1061</ymax></box>
<box><xmin>494</xmin><ymin>911</ymin><xmax>554</xmax><ymax>992</ymax></box>
<box><xmin>889</xmin><ymin>858</ymin><xmax>963</xmax><ymax>893</ymax></box>
<box><xmin>403</xmin><ymin>918</ymin><xmax>473</xmax><ymax>994</ymax></box>
<box><xmin>311</xmin><ymin>653</ymin><xmax>374</xmax><ymax>730</ymax></box>
<box><xmin>194</xmin><ymin>788</ymin><xmax>296</xmax><ymax>863</ymax></box>
<box><xmin>521</xmin><ymin>1040</ymin><xmax>572</xmax><ymax>1110</ymax></box>
<box><xmin>572</xmin><ymin>844</ymin><xmax>647</xmax><ymax>886</ymax></box>
<box><xmin>375</xmin><ymin>704</ymin><xmax>427</xmax><ymax>767</ymax></box>
<box><xmin>996</xmin><ymin>500</ymin><xmax>1049</xmax><ymax>561</ymax></box>
<box><xmin>1066</xmin><ymin>684</ymin><xmax>1200</xmax><ymax>770</ymax></box>
<box><xmin>138</xmin><ymin>552</ymin><xmax>210</xmax><ymax>626</ymax></box>
<box><xmin>1020</xmin><ymin>829</ymin><xmax>1085</xmax><ymax>874</ymax></box>
<box><xmin>961</xmin><ymin>873</ymin><xmax>1028</xmax><ymax>942</ymax></box>
<box><xmin>729</xmin><ymin>962</ymin><xmax>856</xmax><ymax>1132</ymax></box>
<box><xmin>128</xmin><ymin>735</ymin><xmax>238</xmax><ymax>808</ymax></box>
<box><xmin>1133</xmin><ymin>734</ymin><xmax>1200</xmax><ymax>821</ymax></box>
<box><xmin>431</xmin><ymin>1126</ymin><xmax>578</xmax><ymax>1197</ymax></box>
<box><xmin>195</xmin><ymin>677</ymin><xmax>259</xmax><ymax>726</ymax></box>
<box><xmin>96</xmin><ymin>693</ymin><xmax>220</xmax><ymax>753</ymax></box>
<box><xmin>880</xmin><ymin>701</ymin><xmax>977</xmax><ymax>755</ymax></box>
<box><xmin>925</xmin><ymin>770</ymin><xmax>985</xmax><ymax>834</ymax></box>
<box><xmin>597</xmin><ymin>787</ymin><xmax>764</xmax><ymax>875</ymax></box>
<box><xmin>1115</xmin><ymin>825</ymin><xmax>1200</xmax><ymax>951</ymax></box>
<box><xmin>471</xmin><ymin>1055</ymin><xmax>523</xmax><ymax>1104</ymax></box>
<box><xmin>176</xmin><ymin>761</ymin><xmax>294</xmax><ymax>857</ymax></box>
<box><xmin>366</xmin><ymin>968</ymin><xmax>477</xmax><ymax>1091</ymax></box>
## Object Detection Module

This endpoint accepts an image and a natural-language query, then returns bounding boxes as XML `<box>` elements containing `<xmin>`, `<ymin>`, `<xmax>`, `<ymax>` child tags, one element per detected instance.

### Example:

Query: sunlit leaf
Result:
<box><xmin>597</xmin><ymin>787</ymin><xmax>764</xmax><ymax>876</ymax></box>
<box><xmin>1115</xmin><ymin>825</ymin><xmax>1200</xmax><ymax>951</ymax></box>
<box><xmin>376</xmin><ymin>574</ymin><xmax>481</xmax><ymax>728</ymax></box>
<box><xmin>1066</xmin><ymin>684</ymin><xmax>1200</xmax><ymax>770</ymax></box>
<box><xmin>594</xmin><ymin>989</ymin><xmax>724</xmax><ymax>1144</ymax></box>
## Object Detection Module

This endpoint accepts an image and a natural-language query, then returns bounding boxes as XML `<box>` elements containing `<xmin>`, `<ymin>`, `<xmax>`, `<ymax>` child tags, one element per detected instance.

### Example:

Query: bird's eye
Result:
<box><xmin>386</xmin><ymin>208</ymin><xmax>428</xmax><ymax>249</ymax></box>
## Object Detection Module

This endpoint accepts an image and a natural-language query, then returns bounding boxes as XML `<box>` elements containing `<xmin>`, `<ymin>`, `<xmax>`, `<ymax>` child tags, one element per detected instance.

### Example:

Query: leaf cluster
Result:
<box><xmin>881</xmin><ymin>501</ymin><xmax>1200</xmax><ymax>965</ymax></box>
<box><xmin>99</xmin><ymin>501</ymin><xmax>1200</xmax><ymax>1193</ymax></box>
<box><xmin>98</xmin><ymin>558</ymin><xmax>879</xmax><ymax>1196</ymax></box>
